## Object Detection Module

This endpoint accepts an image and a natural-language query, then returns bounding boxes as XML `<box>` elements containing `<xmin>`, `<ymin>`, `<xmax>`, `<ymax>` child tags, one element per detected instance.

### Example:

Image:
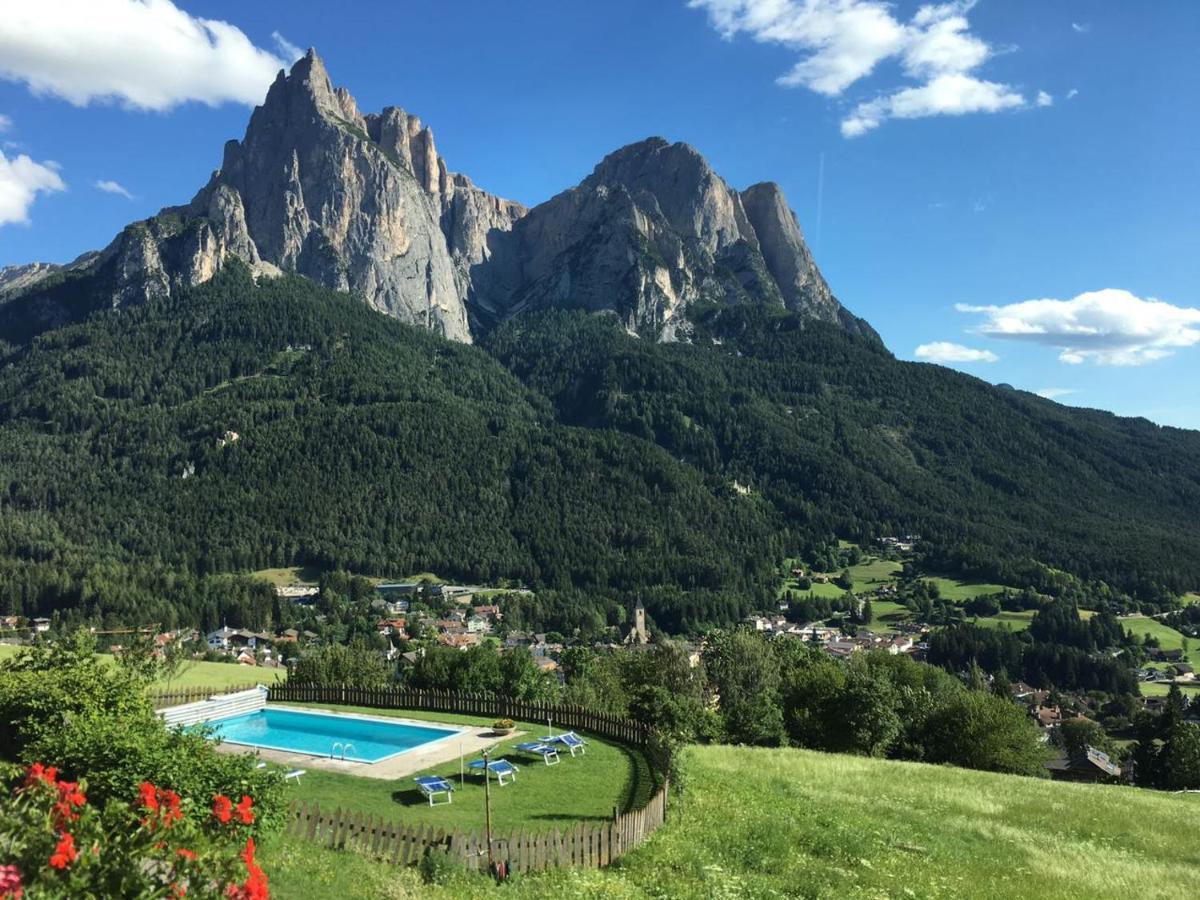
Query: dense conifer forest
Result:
<box><xmin>1</xmin><ymin>264</ymin><xmax>1198</xmax><ymax>632</ymax></box>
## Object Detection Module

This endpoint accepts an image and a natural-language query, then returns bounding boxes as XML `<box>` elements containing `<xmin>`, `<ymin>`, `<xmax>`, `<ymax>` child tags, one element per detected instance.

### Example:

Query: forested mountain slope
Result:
<box><xmin>2</xmin><ymin>265</ymin><xmax>1198</xmax><ymax>634</ymax></box>
<box><xmin>486</xmin><ymin>305</ymin><xmax>1200</xmax><ymax>602</ymax></box>
<box><xmin>0</xmin><ymin>265</ymin><xmax>777</xmax><ymax>631</ymax></box>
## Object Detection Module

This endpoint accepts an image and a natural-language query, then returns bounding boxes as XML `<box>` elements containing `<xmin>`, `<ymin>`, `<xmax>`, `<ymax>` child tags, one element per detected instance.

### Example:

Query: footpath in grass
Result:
<box><xmin>273</xmin><ymin>704</ymin><xmax>653</xmax><ymax>834</ymax></box>
<box><xmin>261</xmin><ymin>743</ymin><xmax>1200</xmax><ymax>900</ymax></box>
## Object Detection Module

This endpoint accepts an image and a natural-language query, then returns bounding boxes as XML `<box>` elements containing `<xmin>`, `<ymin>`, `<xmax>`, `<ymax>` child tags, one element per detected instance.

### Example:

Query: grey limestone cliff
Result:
<box><xmin>2</xmin><ymin>52</ymin><xmax>875</xmax><ymax>347</ymax></box>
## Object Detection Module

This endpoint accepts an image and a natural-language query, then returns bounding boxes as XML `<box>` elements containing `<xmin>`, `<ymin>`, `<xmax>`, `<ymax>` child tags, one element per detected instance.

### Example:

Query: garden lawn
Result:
<box><xmin>260</xmin><ymin>742</ymin><xmax>1200</xmax><ymax>900</ymax></box>
<box><xmin>272</xmin><ymin>704</ymin><xmax>653</xmax><ymax>834</ymax></box>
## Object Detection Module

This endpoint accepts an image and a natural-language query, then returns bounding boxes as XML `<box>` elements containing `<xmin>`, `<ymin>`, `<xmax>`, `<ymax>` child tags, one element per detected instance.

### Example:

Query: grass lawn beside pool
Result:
<box><xmin>268</xmin><ymin>704</ymin><xmax>653</xmax><ymax>834</ymax></box>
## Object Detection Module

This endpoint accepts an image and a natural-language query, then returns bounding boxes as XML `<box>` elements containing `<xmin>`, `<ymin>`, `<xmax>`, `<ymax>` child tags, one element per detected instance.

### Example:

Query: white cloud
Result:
<box><xmin>957</xmin><ymin>289</ymin><xmax>1200</xmax><ymax>366</ymax></box>
<box><xmin>0</xmin><ymin>0</ymin><xmax>301</xmax><ymax>111</ymax></box>
<box><xmin>842</xmin><ymin>73</ymin><xmax>1024</xmax><ymax>137</ymax></box>
<box><xmin>689</xmin><ymin>0</ymin><xmax>1039</xmax><ymax>137</ymax></box>
<box><xmin>0</xmin><ymin>114</ymin><xmax>10</xmax><ymax>132</ymax></box>
<box><xmin>1066</xmin><ymin>88</ymin><xmax>1079</xmax><ymax>100</ymax></box>
<box><xmin>1036</xmin><ymin>90</ymin><xmax>1053</xmax><ymax>107</ymax></box>
<box><xmin>1071</xmin><ymin>22</ymin><xmax>1090</xmax><ymax>34</ymax></box>
<box><xmin>271</xmin><ymin>31</ymin><xmax>303</xmax><ymax>62</ymax></box>
<box><xmin>1036</xmin><ymin>388</ymin><xmax>1077</xmax><ymax>400</ymax></box>
<box><xmin>914</xmin><ymin>341</ymin><xmax>999</xmax><ymax>364</ymax></box>
<box><xmin>95</xmin><ymin>178</ymin><xmax>134</xmax><ymax>199</ymax></box>
<box><xmin>0</xmin><ymin>149</ymin><xmax>66</xmax><ymax>225</ymax></box>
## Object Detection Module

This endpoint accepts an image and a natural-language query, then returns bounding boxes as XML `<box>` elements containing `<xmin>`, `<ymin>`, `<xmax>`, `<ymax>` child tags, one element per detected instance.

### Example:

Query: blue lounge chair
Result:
<box><xmin>467</xmin><ymin>758</ymin><xmax>518</xmax><ymax>786</ymax></box>
<box><xmin>414</xmin><ymin>775</ymin><xmax>454</xmax><ymax>806</ymax></box>
<box><xmin>542</xmin><ymin>732</ymin><xmax>587</xmax><ymax>757</ymax></box>
<box><xmin>516</xmin><ymin>741</ymin><xmax>561</xmax><ymax>765</ymax></box>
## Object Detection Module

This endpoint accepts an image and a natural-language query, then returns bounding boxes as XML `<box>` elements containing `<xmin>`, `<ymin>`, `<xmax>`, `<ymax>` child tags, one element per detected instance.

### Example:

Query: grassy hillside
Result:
<box><xmin>261</xmin><ymin>743</ymin><xmax>1200</xmax><ymax>899</ymax></box>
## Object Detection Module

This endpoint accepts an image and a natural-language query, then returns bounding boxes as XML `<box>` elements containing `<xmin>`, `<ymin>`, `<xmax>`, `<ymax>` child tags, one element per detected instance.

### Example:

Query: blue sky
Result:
<box><xmin>1</xmin><ymin>1</ymin><xmax>1197</xmax><ymax>428</ymax></box>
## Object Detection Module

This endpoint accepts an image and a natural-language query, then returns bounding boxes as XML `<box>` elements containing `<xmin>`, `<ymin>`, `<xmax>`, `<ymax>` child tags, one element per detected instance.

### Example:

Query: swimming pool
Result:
<box><xmin>201</xmin><ymin>707</ymin><xmax>463</xmax><ymax>763</ymax></box>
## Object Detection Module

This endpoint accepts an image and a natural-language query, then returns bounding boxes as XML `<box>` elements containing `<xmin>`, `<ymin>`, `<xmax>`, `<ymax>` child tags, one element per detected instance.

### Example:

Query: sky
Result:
<box><xmin>1</xmin><ymin>0</ymin><xmax>1197</xmax><ymax>429</ymax></box>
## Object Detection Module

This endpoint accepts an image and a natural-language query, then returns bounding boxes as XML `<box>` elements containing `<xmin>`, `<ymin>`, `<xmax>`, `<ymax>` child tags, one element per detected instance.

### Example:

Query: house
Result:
<box><xmin>1045</xmin><ymin>746</ymin><xmax>1122</xmax><ymax>782</ymax></box>
<box><xmin>1171</xmin><ymin>664</ymin><xmax>1196</xmax><ymax>681</ymax></box>
<box><xmin>1033</xmin><ymin>705</ymin><xmax>1064</xmax><ymax>729</ymax></box>
<box><xmin>0</xmin><ymin>616</ymin><xmax>19</xmax><ymax>631</ymax></box>
<box><xmin>825</xmin><ymin>640</ymin><xmax>860</xmax><ymax>658</ymax></box>
<box><xmin>276</xmin><ymin>628</ymin><xmax>300</xmax><ymax>643</ymax></box>
<box><xmin>885</xmin><ymin>636</ymin><xmax>915</xmax><ymax>655</ymax></box>
<box><xmin>466</xmin><ymin>616</ymin><xmax>492</xmax><ymax>635</ymax></box>
<box><xmin>376</xmin><ymin>618</ymin><xmax>408</xmax><ymax>638</ymax></box>
<box><xmin>235</xmin><ymin>649</ymin><xmax>257</xmax><ymax>666</ymax></box>
<box><xmin>30</xmin><ymin>618</ymin><xmax>51</xmax><ymax>634</ymax></box>
<box><xmin>472</xmin><ymin>604</ymin><xmax>501</xmax><ymax>619</ymax></box>
<box><xmin>206</xmin><ymin>627</ymin><xmax>260</xmax><ymax>652</ymax></box>
<box><xmin>275</xmin><ymin>584</ymin><xmax>319</xmax><ymax>600</ymax></box>
<box><xmin>439</xmin><ymin>632</ymin><xmax>480</xmax><ymax>650</ymax></box>
<box><xmin>1148</xmin><ymin>647</ymin><xmax>1185</xmax><ymax>663</ymax></box>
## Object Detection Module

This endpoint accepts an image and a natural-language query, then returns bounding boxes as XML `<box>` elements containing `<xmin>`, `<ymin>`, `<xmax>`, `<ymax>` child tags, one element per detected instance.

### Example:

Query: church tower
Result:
<box><xmin>633</xmin><ymin>598</ymin><xmax>648</xmax><ymax>645</ymax></box>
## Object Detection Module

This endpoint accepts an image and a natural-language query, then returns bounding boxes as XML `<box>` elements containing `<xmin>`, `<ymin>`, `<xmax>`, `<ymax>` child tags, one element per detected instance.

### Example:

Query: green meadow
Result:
<box><xmin>261</xmin><ymin>742</ymin><xmax>1200</xmax><ymax>900</ymax></box>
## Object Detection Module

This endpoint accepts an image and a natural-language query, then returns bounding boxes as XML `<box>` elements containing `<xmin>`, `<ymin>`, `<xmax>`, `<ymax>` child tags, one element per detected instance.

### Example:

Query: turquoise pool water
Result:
<box><xmin>202</xmin><ymin>707</ymin><xmax>462</xmax><ymax>763</ymax></box>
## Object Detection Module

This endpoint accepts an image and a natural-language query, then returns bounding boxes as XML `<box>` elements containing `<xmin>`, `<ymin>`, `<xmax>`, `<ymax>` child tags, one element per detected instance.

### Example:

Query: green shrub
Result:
<box><xmin>0</xmin><ymin>633</ymin><xmax>284</xmax><ymax>829</ymax></box>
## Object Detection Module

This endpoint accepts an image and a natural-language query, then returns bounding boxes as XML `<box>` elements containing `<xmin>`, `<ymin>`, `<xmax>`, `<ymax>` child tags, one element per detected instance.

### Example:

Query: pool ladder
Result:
<box><xmin>331</xmin><ymin>740</ymin><xmax>357</xmax><ymax>761</ymax></box>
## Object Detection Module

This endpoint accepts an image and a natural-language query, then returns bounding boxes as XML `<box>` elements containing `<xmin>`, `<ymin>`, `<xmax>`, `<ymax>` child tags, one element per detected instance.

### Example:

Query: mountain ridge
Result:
<box><xmin>0</xmin><ymin>49</ymin><xmax>870</xmax><ymax>346</ymax></box>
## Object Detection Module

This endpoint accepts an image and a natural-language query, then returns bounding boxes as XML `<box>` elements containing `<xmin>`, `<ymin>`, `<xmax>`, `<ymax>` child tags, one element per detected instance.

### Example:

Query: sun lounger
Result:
<box><xmin>285</xmin><ymin>769</ymin><xmax>306</xmax><ymax>783</ymax></box>
<box><xmin>541</xmin><ymin>731</ymin><xmax>587</xmax><ymax>756</ymax></box>
<box><xmin>516</xmin><ymin>741</ymin><xmax>561</xmax><ymax>765</ymax></box>
<box><xmin>413</xmin><ymin>775</ymin><xmax>454</xmax><ymax>806</ymax></box>
<box><xmin>468</xmin><ymin>758</ymin><xmax>518</xmax><ymax>786</ymax></box>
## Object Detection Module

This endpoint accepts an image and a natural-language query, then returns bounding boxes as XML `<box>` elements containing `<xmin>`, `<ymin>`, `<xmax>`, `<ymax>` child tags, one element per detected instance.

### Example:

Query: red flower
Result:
<box><xmin>48</xmin><ymin>832</ymin><xmax>77</xmax><ymax>870</ymax></box>
<box><xmin>52</xmin><ymin>780</ymin><xmax>86</xmax><ymax>825</ymax></box>
<box><xmin>0</xmin><ymin>864</ymin><xmax>23</xmax><ymax>899</ymax></box>
<box><xmin>235</xmin><ymin>795</ymin><xmax>255</xmax><ymax>825</ymax></box>
<box><xmin>176</xmin><ymin>848</ymin><xmax>197</xmax><ymax>862</ymax></box>
<box><xmin>224</xmin><ymin>839</ymin><xmax>268</xmax><ymax>900</ymax></box>
<box><xmin>23</xmin><ymin>763</ymin><xmax>57</xmax><ymax>789</ymax></box>
<box><xmin>161</xmin><ymin>789</ymin><xmax>183</xmax><ymax>827</ymax></box>
<box><xmin>139</xmin><ymin>781</ymin><xmax>160</xmax><ymax>811</ymax></box>
<box><xmin>212</xmin><ymin>794</ymin><xmax>233</xmax><ymax>824</ymax></box>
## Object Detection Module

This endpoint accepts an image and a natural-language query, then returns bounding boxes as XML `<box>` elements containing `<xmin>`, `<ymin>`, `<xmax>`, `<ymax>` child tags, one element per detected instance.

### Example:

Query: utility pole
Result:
<box><xmin>482</xmin><ymin>748</ymin><xmax>494</xmax><ymax>870</ymax></box>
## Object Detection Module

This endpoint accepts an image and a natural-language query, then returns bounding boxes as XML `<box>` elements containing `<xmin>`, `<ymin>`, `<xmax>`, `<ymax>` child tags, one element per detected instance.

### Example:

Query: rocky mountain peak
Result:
<box><xmin>472</xmin><ymin>136</ymin><xmax>876</xmax><ymax>342</ymax></box>
<box><xmin>2</xmin><ymin>52</ymin><xmax>875</xmax><ymax>347</ymax></box>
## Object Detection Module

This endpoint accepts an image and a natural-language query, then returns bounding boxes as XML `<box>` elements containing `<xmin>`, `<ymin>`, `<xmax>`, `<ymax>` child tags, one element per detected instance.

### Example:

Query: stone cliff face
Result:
<box><xmin>83</xmin><ymin>50</ymin><xmax>523</xmax><ymax>342</ymax></box>
<box><xmin>472</xmin><ymin>138</ymin><xmax>877</xmax><ymax>341</ymax></box>
<box><xmin>3</xmin><ymin>51</ymin><xmax>875</xmax><ymax>346</ymax></box>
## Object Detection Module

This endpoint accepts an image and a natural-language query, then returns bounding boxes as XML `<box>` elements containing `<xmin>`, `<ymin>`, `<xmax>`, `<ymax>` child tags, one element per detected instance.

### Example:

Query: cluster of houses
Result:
<box><xmin>743</xmin><ymin>614</ymin><xmax>921</xmax><ymax>658</ymax></box>
<box><xmin>0</xmin><ymin>615</ymin><xmax>51</xmax><ymax>638</ymax></box>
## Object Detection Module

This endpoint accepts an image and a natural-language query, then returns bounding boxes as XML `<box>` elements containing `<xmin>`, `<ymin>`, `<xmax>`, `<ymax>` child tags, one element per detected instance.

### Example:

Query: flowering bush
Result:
<box><xmin>0</xmin><ymin>763</ymin><xmax>269</xmax><ymax>899</ymax></box>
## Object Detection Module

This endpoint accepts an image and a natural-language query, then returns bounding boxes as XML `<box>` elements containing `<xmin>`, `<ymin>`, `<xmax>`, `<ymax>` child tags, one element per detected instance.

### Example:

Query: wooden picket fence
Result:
<box><xmin>150</xmin><ymin>682</ymin><xmax>673</xmax><ymax>872</ymax></box>
<box><xmin>284</xmin><ymin>783</ymin><xmax>668</xmax><ymax>873</ymax></box>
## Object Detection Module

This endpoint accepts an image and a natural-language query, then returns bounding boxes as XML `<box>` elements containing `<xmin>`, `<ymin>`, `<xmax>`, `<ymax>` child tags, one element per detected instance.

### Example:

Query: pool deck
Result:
<box><xmin>212</xmin><ymin>703</ymin><xmax>526</xmax><ymax>781</ymax></box>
